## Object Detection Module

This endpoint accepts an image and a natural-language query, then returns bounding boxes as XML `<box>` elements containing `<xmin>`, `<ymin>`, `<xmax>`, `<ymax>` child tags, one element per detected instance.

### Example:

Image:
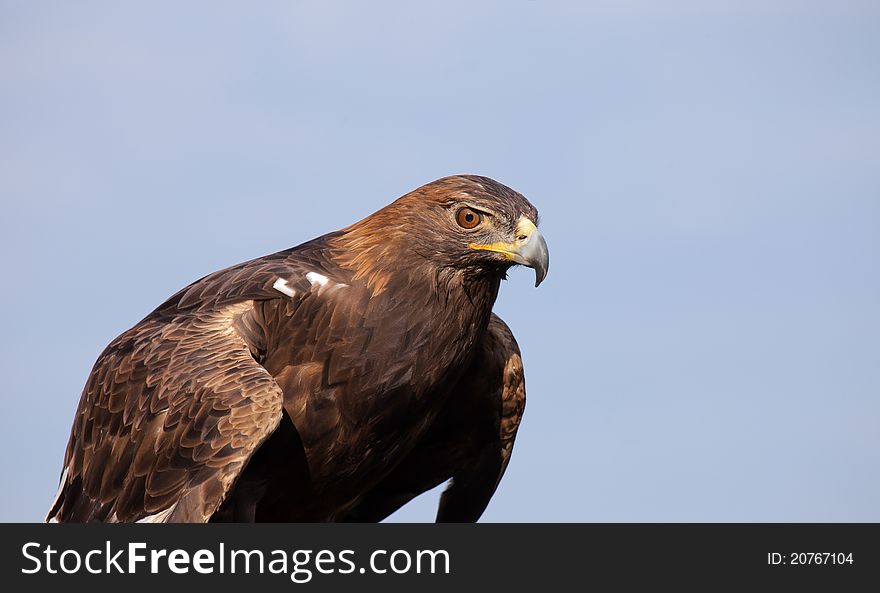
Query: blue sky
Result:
<box><xmin>1</xmin><ymin>1</ymin><xmax>878</xmax><ymax>521</ymax></box>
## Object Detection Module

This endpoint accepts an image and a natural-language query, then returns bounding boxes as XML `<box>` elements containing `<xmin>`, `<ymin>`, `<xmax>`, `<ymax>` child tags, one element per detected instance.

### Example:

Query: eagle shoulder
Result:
<box><xmin>47</xmin><ymin>237</ymin><xmax>365</xmax><ymax>522</ymax></box>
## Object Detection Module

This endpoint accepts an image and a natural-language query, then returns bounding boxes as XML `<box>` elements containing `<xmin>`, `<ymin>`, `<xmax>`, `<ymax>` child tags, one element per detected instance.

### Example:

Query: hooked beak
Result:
<box><xmin>469</xmin><ymin>217</ymin><xmax>550</xmax><ymax>287</ymax></box>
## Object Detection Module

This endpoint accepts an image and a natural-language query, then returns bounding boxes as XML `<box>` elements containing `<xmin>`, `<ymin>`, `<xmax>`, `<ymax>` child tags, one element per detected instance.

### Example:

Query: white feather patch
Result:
<box><xmin>306</xmin><ymin>272</ymin><xmax>329</xmax><ymax>287</ymax></box>
<box><xmin>136</xmin><ymin>503</ymin><xmax>178</xmax><ymax>524</ymax></box>
<box><xmin>272</xmin><ymin>278</ymin><xmax>296</xmax><ymax>297</ymax></box>
<box><xmin>45</xmin><ymin>466</ymin><xmax>69</xmax><ymax>523</ymax></box>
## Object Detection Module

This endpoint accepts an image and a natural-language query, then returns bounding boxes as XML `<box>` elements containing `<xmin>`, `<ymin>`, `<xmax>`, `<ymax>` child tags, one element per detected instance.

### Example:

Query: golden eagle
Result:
<box><xmin>46</xmin><ymin>175</ymin><xmax>548</xmax><ymax>522</ymax></box>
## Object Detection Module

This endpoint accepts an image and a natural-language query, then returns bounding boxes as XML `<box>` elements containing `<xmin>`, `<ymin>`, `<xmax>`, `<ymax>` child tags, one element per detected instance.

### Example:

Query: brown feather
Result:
<box><xmin>47</xmin><ymin>175</ymin><xmax>541</xmax><ymax>523</ymax></box>
<box><xmin>341</xmin><ymin>314</ymin><xmax>527</xmax><ymax>522</ymax></box>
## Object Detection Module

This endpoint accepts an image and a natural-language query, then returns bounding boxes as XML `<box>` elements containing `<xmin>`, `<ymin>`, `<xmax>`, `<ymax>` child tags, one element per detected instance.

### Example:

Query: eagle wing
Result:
<box><xmin>44</xmin><ymin>249</ymin><xmax>325</xmax><ymax>523</ymax></box>
<box><xmin>342</xmin><ymin>314</ymin><xmax>527</xmax><ymax>522</ymax></box>
<box><xmin>436</xmin><ymin>315</ymin><xmax>526</xmax><ymax>521</ymax></box>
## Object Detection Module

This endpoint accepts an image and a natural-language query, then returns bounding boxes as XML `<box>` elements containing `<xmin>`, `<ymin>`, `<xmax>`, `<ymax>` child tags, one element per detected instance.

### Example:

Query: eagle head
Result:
<box><xmin>334</xmin><ymin>175</ymin><xmax>549</xmax><ymax>293</ymax></box>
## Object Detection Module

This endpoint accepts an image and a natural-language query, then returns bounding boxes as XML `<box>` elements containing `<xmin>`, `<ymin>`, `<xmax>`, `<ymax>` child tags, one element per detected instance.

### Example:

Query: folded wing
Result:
<box><xmin>46</xmin><ymin>299</ymin><xmax>285</xmax><ymax>523</ymax></box>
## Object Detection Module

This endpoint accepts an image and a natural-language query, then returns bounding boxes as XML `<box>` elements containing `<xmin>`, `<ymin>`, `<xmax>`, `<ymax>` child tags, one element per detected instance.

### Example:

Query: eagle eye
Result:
<box><xmin>455</xmin><ymin>207</ymin><xmax>482</xmax><ymax>229</ymax></box>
